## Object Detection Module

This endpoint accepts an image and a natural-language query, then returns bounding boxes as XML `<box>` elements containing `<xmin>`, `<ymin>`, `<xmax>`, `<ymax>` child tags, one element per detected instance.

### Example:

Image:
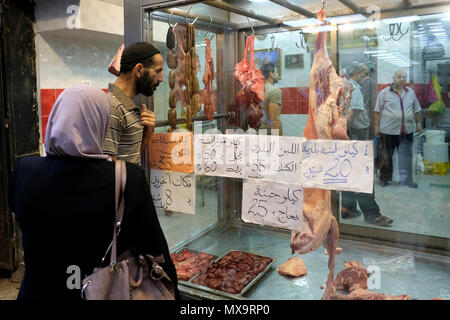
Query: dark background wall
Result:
<box><xmin>0</xmin><ymin>0</ymin><xmax>40</xmax><ymax>272</ymax></box>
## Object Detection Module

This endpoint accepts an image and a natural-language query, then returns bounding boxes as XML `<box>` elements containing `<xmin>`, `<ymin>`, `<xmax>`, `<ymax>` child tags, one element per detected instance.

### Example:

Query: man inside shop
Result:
<box><xmin>260</xmin><ymin>62</ymin><xmax>283</xmax><ymax>136</ymax></box>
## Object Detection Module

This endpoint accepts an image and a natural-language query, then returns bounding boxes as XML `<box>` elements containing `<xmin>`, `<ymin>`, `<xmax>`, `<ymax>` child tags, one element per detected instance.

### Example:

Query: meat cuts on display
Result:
<box><xmin>234</xmin><ymin>35</ymin><xmax>265</xmax><ymax>129</ymax></box>
<box><xmin>335</xmin><ymin>260</ymin><xmax>370</xmax><ymax>292</ymax></box>
<box><xmin>184</xmin><ymin>23</ymin><xmax>200</xmax><ymax>130</ymax></box>
<box><xmin>108</xmin><ymin>43</ymin><xmax>124</xmax><ymax>77</ymax></box>
<box><xmin>202</xmin><ymin>38</ymin><xmax>216</xmax><ymax>121</ymax></box>
<box><xmin>170</xmin><ymin>249</ymin><xmax>217</xmax><ymax>281</ymax></box>
<box><xmin>192</xmin><ymin>251</ymin><xmax>272</xmax><ymax>294</ymax></box>
<box><xmin>329</xmin><ymin>288</ymin><xmax>410</xmax><ymax>300</ymax></box>
<box><xmin>290</xmin><ymin>10</ymin><xmax>350</xmax><ymax>300</ymax></box>
<box><xmin>277</xmin><ymin>257</ymin><xmax>307</xmax><ymax>277</ymax></box>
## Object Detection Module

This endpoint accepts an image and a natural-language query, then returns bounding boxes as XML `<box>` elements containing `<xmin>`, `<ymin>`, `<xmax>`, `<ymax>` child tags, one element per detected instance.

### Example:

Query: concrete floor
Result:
<box><xmin>340</xmin><ymin>171</ymin><xmax>450</xmax><ymax>238</ymax></box>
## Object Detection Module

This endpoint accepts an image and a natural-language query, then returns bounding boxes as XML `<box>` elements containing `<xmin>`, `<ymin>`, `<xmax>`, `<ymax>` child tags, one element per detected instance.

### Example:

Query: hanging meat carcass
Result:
<box><xmin>234</xmin><ymin>35</ymin><xmax>265</xmax><ymax>129</ymax></box>
<box><xmin>290</xmin><ymin>10</ymin><xmax>350</xmax><ymax>300</ymax></box>
<box><xmin>202</xmin><ymin>38</ymin><xmax>216</xmax><ymax>121</ymax></box>
<box><xmin>108</xmin><ymin>43</ymin><xmax>124</xmax><ymax>77</ymax></box>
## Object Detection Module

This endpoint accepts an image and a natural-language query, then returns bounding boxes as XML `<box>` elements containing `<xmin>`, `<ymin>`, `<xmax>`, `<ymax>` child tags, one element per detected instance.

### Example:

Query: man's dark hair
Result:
<box><xmin>119</xmin><ymin>42</ymin><xmax>160</xmax><ymax>75</ymax></box>
<box><xmin>261</xmin><ymin>63</ymin><xmax>275</xmax><ymax>79</ymax></box>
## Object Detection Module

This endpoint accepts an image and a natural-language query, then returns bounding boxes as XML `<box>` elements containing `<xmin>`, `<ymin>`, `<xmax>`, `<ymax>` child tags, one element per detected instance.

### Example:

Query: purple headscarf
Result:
<box><xmin>44</xmin><ymin>85</ymin><xmax>111</xmax><ymax>160</ymax></box>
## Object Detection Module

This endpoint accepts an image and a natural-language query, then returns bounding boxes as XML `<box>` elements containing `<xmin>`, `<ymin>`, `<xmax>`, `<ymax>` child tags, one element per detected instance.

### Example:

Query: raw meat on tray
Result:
<box><xmin>170</xmin><ymin>249</ymin><xmax>217</xmax><ymax>281</ymax></box>
<box><xmin>192</xmin><ymin>251</ymin><xmax>272</xmax><ymax>295</ymax></box>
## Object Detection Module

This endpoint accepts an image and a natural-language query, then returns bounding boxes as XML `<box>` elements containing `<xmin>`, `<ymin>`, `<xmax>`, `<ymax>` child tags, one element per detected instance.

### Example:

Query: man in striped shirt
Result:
<box><xmin>102</xmin><ymin>42</ymin><xmax>163</xmax><ymax>165</ymax></box>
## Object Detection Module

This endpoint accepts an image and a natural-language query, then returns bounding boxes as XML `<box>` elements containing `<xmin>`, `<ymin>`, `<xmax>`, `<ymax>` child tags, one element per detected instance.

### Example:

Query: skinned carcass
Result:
<box><xmin>234</xmin><ymin>35</ymin><xmax>265</xmax><ymax>129</ymax></box>
<box><xmin>290</xmin><ymin>10</ymin><xmax>351</xmax><ymax>300</ymax></box>
<box><xmin>202</xmin><ymin>38</ymin><xmax>216</xmax><ymax>121</ymax></box>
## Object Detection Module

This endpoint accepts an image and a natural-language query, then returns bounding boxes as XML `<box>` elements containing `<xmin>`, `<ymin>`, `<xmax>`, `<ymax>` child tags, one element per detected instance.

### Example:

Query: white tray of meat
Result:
<box><xmin>189</xmin><ymin>250</ymin><xmax>274</xmax><ymax>299</ymax></box>
<box><xmin>170</xmin><ymin>248</ymin><xmax>218</xmax><ymax>282</ymax></box>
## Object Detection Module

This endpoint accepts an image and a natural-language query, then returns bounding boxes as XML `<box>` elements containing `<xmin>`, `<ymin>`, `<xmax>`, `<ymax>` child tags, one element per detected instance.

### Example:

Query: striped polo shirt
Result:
<box><xmin>102</xmin><ymin>83</ymin><xmax>143</xmax><ymax>165</ymax></box>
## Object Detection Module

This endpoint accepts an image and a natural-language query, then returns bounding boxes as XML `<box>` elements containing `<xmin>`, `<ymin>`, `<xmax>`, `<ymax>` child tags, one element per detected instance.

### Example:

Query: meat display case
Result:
<box><xmin>124</xmin><ymin>0</ymin><xmax>450</xmax><ymax>300</ymax></box>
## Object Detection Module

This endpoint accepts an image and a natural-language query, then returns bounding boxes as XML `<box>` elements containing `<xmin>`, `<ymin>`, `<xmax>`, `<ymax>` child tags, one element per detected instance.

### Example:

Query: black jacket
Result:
<box><xmin>8</xmin><ymin>155</ymin><xmax>179</xmax><ymax>300</ymax></box>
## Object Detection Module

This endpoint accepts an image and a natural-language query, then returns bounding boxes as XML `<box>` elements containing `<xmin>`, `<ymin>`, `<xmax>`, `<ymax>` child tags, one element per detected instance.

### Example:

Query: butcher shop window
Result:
<box><xmin>337</xmin><ymin>12</ymin><xmax>450</xmax><ymax>240</ymax></box>
<box><xmin>146</xmin><ymin>11</ymin><xmax>221</xmax><ymax>248</ymax></box>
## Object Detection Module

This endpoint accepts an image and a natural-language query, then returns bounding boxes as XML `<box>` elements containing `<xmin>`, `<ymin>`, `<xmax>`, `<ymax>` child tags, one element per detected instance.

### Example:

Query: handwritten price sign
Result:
<box><xmin>149</xmin><ymin>132</ymin><xmax>193</xmax><ymax>173</ymax></box>
<box><xmin>245</xmin><ymin>135</ymin><xmax>305</xmax><ymax>184</ymax></box>
<box><xmin>301</xmin><ymin>139</ymin><xmax>374</xmax><ymax>193</ymax></box>
<box><xmin>150</xmin><ymin>169</ymin><xmax>196</xmax><ymax>214</ymax></box>
<box><xmin>194</xmin><ymin>134</ymin><xmax>245</xmax><ymax>178</ymax></box>
<box><xmin>242</xmin><ymin>179</ymin><xmax>303</xmax><ymax>231</ymax></box>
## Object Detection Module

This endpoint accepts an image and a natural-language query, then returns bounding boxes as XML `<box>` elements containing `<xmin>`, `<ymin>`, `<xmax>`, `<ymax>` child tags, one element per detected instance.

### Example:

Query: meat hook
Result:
<box><xmin>242</xmin><ymin>16</ymin><xmax>255</xmax><ymax>38</ymax></box>
<box><xmin>185</xmin><ymin>5</ymin><xmax>199</xmax><ymax>25</ymax></box>
<box><xmin>269</xmin><ymin>34</ymin><xmax>278</xmax><ymax>51</ymax></box>
<box><xmin>295</xmin><ymin>31</ymin><xmax>307</xmax><ymax>49</ymax></box>
<box><xmin>168</xmin><ymin>10</ymin><xmax>178</xmax><ymax>28</ymax></box>
<box><xmin>204</xmin><ymin>16</ymin><xmax>215</xmax><ymax>41</ymax></box>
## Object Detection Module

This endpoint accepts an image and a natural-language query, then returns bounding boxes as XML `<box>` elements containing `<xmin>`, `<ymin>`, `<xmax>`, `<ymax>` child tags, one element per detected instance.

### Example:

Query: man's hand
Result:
<box><xmin>416</xmin><ymin>123</ymin><xmax>422</xmax><ymax>134</ymax></box>
<box><xmin>140</xmin><ymin>104</ymin><xmax>155</xmax><ymax>154</ymax></box>
<box><xmin>141</xmin><ymin>103</ymin><xmax>156</xmax><ymax>128</ymax></box>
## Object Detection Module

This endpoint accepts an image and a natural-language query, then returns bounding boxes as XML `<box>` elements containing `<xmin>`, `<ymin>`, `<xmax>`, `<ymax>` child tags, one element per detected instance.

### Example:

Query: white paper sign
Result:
<box><xmin>242</xmin><ymin>179</ymin><xmax>303</xmax><ymax>231</ymax></box>
<box><xmin>245</xmin><ymin>135</ymin><xmax>305</xmax><ymax>184</ymax></box>
<box><xmin>194</xmin><ymin>134</ymin><xmax>245</xmax><ymax>178</ymax></box>
<box><xmin>301</xmin><ymin>139</ymin><xmax>374</xmax><ymax>193</ymax></box>
<box><xmin>150</xmin><ymin>169</ymin><xmax>196</xmax><ymax>214</ymax></box>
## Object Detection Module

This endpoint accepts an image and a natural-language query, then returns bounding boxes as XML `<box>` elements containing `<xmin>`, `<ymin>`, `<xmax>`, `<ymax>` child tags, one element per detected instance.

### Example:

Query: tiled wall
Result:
<box><xmin>40</xmin><ymin>83</ymin><xmax>449</xmax><ymax>142</ymax></box>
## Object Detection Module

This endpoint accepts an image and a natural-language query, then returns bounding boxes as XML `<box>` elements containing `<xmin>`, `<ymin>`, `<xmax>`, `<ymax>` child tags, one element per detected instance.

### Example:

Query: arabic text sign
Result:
<box><xmin>194</xmin><ymin>134</ymin><xmax>245</xmax><ymax>178</ymax></box>
<box><xmin>242</xmin><ymin>179</ymin><xmax>303</xmax><ymax>231</ymax></box>
<box><xmin>301</xmin><ymin>140</ymin><xmax>374</xmax><ymax>193</ymax></box>
<box><xmin>245</xmin><ymin>135</ymin><xmax>305</xmax><ymax>184</ymax></box>
<box><xmin>149</xmin><ymin>132</ymin><xmax>193</xmax><ymax>173</ymax></box>
<box><xmin>150</xmin><ymin>169</ymin><xmax>196</xmax><ymax>214</ymax></box>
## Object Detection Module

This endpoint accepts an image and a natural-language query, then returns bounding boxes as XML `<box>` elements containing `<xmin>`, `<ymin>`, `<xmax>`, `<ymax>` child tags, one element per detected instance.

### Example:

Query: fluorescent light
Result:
<box><xmin>249</xmin><ymin>0</ymin><xmax>268</xmax><ymax>2</ymax></box>
<box><xmin>338</xmin><ymin>21</ymin><xmax>378</xmax><ymax>31</ymax></box>
<box><xmin>301</xmin><ymin>25</ymin><xmax>336</xmax><ymax>34</ymax></box>
<box><xmin>364</xmin><ymin>50</ymin><xmax>387</xmax><ymax>54</ymax></box>
<box><xmin>433</xmin><ymin>32</ymin><xmax>447</xmax><ymax>36</ymax></box>
<box><xmin>383</xmin><ymin>15</ymin><xmax>420</xmax><ymax>24</ymax></box>
<box><xmin>283</xmin><ymin>18</ymin><xmax>320</xmax><ymax>28</ymax></box>
<box><xmin>326</xmin><ymin>14</ymin><xmax>366</xmax><ymax>25</ymax></box>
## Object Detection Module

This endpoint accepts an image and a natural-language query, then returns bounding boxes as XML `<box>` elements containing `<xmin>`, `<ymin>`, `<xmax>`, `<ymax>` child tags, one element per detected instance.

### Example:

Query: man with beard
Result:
<box><xmin>102</xmin><ymin>42</ymin><xmax>163</xmax><ymax>165</ymax></box>
<box><xmin>260</xmin><ymin>62</ymin><xmax>283</xmax><ymax>135</ymax></box>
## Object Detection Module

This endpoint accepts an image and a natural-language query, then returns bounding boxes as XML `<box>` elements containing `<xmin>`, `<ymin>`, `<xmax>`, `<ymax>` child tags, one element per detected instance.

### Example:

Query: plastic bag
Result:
<box><xmin>428</xmin><ymin>76</ymin><xmax>445</xmax><ymax>115</ymax></box>
<box><xmin>423</xmin><ymin>76</ymin><xmax>438</xmax><ymax>107</ymax></box>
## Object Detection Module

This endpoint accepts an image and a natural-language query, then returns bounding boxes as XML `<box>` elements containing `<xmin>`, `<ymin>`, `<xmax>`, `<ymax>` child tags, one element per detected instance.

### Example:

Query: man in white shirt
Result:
<box><xmin>374</xmin><ymin>70</ymin><xmax>422</xmax><ymax>188</ymax></box>
<box><xmin>341</xmin><ymin>65</ymin><xmax>393</xmax><ymax>226</ymax></box>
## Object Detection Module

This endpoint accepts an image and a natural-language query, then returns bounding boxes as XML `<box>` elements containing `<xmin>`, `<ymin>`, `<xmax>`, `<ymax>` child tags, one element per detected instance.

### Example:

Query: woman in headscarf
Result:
<box><xmin>8</xmin><ymin>85</ymin><xmax>179</xmax><ymax>300</ymax></box>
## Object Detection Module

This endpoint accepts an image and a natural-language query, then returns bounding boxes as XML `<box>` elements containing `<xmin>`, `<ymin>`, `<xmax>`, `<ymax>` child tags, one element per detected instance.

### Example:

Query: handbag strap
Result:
<box><xmin>101</xmin><ymin>160</ymin><xmax>126</xmax><ymax>267</ymax></box>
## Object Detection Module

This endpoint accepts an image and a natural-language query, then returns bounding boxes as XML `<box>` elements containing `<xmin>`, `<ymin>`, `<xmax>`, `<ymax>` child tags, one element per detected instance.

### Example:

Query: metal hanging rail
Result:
<box><xmin>337</xmin><ymin>0</ymin><xmax>361</xmax><ymax>14</ymax></box>
<box><xmin>203</xmin><ymin>0</ymin><xmax>280</xmax><ymax>25</ymax></box>
<box><xmin>155</xmin><ymin>112</ymin><xmax>235</xmax><ymax>128</ymax></box>
<box><xmin>157</xmin><ymin>7</ymin><xmax>237</xmax><ymax>30</ymax></box>
<box><xmin>268</xmin><ymin>0</ymin><xmax>315</xmax><ymax>19</ymax></box>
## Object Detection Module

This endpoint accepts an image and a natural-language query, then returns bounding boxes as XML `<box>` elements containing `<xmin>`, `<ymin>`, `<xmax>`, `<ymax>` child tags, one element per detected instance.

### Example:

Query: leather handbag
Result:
<box><xmin>81</xmin><ymin>160</ymin><xmax>175</xmax><ymax>300</ymax></box>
